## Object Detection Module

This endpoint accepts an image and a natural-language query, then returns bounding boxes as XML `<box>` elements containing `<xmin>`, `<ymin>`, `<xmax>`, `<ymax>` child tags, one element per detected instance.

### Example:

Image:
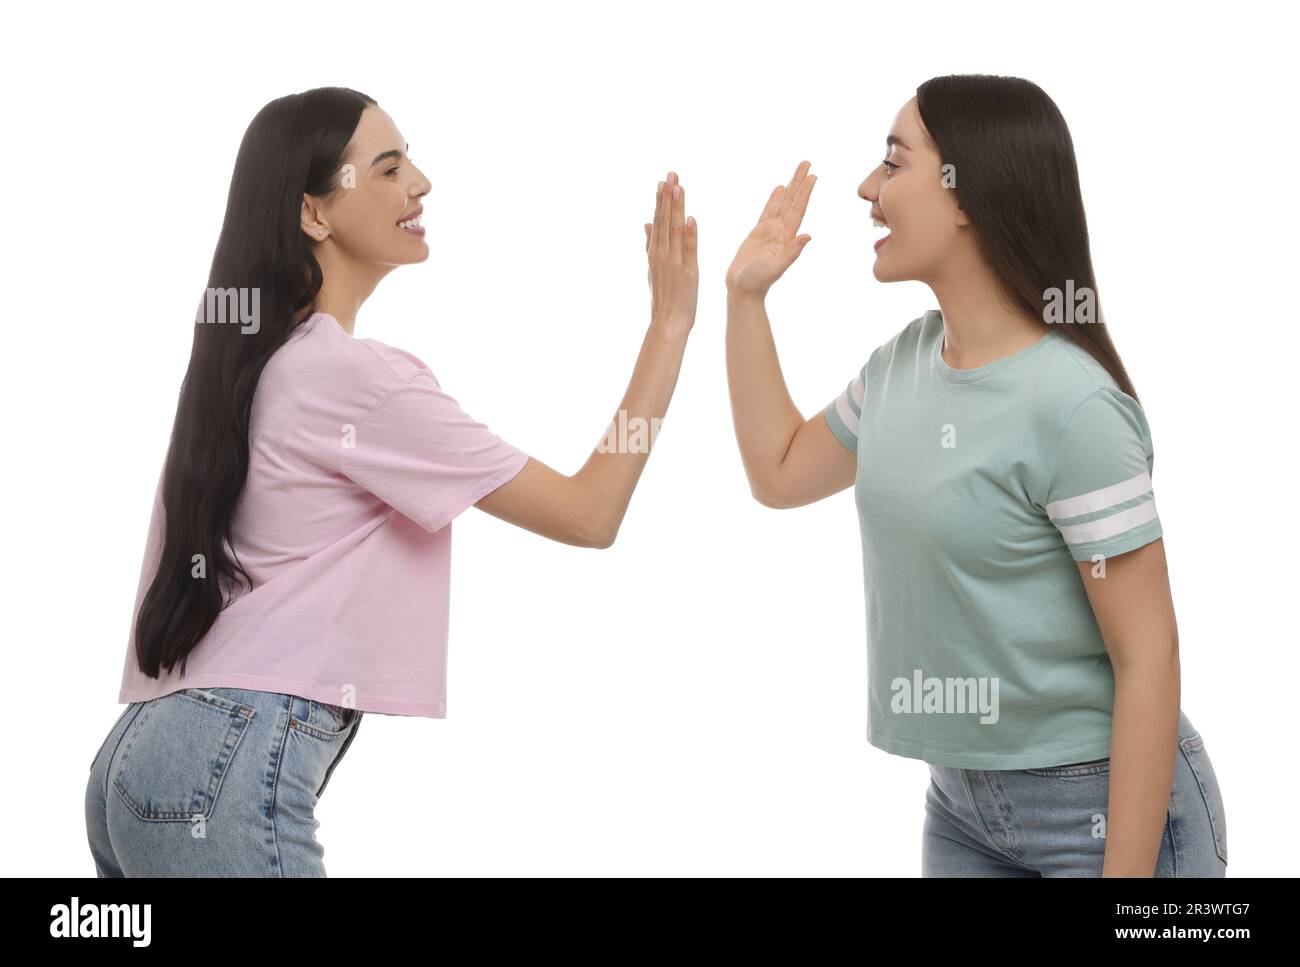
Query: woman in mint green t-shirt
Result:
<box><xmin>724</xmin><ymin>74</ymin><xmax>1226</xmax><ymax>877</ymax></box>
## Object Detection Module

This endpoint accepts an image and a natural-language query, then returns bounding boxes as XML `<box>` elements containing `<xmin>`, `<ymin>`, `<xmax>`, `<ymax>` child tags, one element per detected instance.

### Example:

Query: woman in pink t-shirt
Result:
<box><xmin>86</xmin><ymin>87</ymin><xmax>697</xmax><ymax>877</ymax></box>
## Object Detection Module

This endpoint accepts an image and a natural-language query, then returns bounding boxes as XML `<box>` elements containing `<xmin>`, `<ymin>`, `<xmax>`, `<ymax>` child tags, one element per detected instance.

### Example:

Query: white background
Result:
<box><xmin>3</xmin><ymin>0</ymin><xmax>1294</xmax><ymax>876</ymax></box>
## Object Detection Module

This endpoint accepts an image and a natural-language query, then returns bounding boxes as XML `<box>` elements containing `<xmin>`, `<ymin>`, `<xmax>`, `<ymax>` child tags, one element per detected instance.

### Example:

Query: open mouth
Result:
<box><xmin>872</xmin><ymin>215</ymin><xmax>890</xmax><ymax>251</ymax></box>
<box><xmin>397</xmin><ymin>208</ymin><xmax>425</xmax><ymax>237</ymax></box>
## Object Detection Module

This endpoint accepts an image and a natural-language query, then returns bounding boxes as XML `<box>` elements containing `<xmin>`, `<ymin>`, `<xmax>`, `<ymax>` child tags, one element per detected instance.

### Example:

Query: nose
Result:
<box><xmin>858</xmin><ymin>170</ymin><xmax>880</xmax><ymax>203</ymax></box>
<box><xmin>410</xmin><ymin>166</ymin><xmax>431</xmax><ymax>200</ymax></box>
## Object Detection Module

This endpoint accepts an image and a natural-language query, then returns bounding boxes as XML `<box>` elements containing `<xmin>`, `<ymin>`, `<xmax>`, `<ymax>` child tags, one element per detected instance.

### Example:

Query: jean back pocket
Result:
<box><xmin>113</xmin><ymin>687</ymin><xmax>255</xmax><ymax>822</ymax></box>
<box><xmin>1179</xmin><ymin>733</ymin><xmax>1228</xmax><ymax>865</ymax></box>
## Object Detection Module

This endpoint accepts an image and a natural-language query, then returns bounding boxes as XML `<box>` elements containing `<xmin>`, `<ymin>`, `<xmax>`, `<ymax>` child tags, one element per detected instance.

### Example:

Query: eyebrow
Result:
<box><xmin>369</xmin><ymin>143</ymin><xmax>410</xmax><ymax>169</ymax></box>
<box><xmin>886</xmin><ymin>134</ymin><xmax>910</xmax><ymax>151</ymax></box>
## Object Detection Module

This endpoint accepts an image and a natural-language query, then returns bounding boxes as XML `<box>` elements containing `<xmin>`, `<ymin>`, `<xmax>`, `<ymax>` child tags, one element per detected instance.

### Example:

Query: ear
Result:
<box><xmin>301</xmin><ymin>194</ymin><xmax>331</xmax><ymax>242</ymax></box>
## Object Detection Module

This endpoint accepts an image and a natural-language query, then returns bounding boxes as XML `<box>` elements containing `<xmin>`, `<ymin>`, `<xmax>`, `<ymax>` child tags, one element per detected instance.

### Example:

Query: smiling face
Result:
<box><xmin>300</xmin><ymin>104</ymin><xmax>431</xmax><ymax>266</ymax></box>
<box><xmin>858</xmin><ymin>96</ymin><xmax>970</xmax><ymax>284</ymax></box>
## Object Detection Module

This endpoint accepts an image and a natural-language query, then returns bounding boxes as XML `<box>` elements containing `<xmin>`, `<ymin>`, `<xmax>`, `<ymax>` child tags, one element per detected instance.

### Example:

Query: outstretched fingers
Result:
<box><xmin>652</xmin><ymin>178</ymin><xmax>667</xmax><ymax>255</ymax></box>
<box><xmin>648</xmin><ymin>170</ymin><xmax>694</xmax><ymax>268</ymax></box>
<box><xmin>783</xmin><ymin>167</ymin><xmax>816</xmax><ymax>235</ymax></box>
<box><xmin>758</xmin><ymin>184</ymin><xmax>784</xmax><ymax>225</ymax></box>
<box><xmin>776</xmin><ymin>161</ymin><xmax>810</xmax><ymax>220</ymax></box>
<box><xmin>669</xmin><ymin>175</ymin><xmax>685</xmax><ymax>262</ymax></box>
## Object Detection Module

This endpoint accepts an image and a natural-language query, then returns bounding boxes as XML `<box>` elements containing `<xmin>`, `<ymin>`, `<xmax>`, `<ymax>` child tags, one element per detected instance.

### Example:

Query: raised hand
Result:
<box><xmin>643</xmin><ymin>170</ymin><xmax>698</xmax><ymax>331</ymax></box>
<box><xmin>477</xmin><ymin>172</ymin><xmax>697</xmax><ymax>548</ymax></box>
<box><xmin>725</xmin><ymin>160</ymin><xmax>816</xmax><ymax>298</ymax></box>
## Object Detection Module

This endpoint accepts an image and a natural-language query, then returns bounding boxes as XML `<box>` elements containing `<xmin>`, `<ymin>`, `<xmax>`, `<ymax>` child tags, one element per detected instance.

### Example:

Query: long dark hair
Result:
<box><xmin>915</xmin><ymin>74</ymin><xmax>1138</xmax><ymax>400</ymax></box>
<box><xmin>134</xmin><ymin>86</ymin><xmax>375</xmax><ymax>679</ymax></box>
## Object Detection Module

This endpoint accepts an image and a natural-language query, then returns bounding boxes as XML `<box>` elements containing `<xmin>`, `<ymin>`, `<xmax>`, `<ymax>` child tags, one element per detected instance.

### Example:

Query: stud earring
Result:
<box><xmin>318</xmin><ymin>229</ymin><xmax>325</xmax><ymax>237</ymax></box>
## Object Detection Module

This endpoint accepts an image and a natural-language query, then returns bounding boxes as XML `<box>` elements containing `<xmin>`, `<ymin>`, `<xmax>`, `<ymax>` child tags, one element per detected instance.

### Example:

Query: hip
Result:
<box><xmin>923</xmin><ymin>710</ymin><xmax>1228</xmax><ymax>876</ymax></box>
<box><xmin>86</xmin><ymin>686</ymin><xmax>363</xmax><ymax>876</ymax></box>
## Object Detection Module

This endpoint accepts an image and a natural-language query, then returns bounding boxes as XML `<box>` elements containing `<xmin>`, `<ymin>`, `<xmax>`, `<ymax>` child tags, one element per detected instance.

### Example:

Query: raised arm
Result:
<box><xmin>475</xmin><ymin>172</ymin><xmax>698</xmax><ymax>547</ymax></box>
<box><xmin>725</xmin><ymin>161</ymin><xmax>855</xmax><ymax>509</ymax></box>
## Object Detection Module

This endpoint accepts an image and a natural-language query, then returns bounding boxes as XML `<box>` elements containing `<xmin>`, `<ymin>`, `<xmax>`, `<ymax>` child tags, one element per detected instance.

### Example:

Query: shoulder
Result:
<box><xmin>861</xmin><ymin>309</ymin><xmax>934</xmax><ymax>378</ymax></box>
<box><xmin>1024</xmin><ymin>333</ymin><xmax>1157</xmax><ymax>521</ymax></box>
<box><xmin>1033</xmin><ymin>330</ymin><xmax>1148</xmax><ymax>437</ymax></box>
<box><xmin>266</xmin><ymin>313</ymin><xmax>438</xmax><ymax>402</ymax></box>
<box><xmin>352</xmin><ymin>335</ymin><xmax>435</xmax><ymax>385</ymax></box>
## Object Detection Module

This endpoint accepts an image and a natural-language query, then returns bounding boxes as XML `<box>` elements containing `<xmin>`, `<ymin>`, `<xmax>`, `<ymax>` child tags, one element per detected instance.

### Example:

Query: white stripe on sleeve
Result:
<box><xmin>1045</xmin><ymin>470</ymin><xmax>1153</xmax><ymax>521</ymax></box>
<box><xmin>833</xmin><ymin>374</ymin><xmax>866</xmax><ymax>438</ymax></box>
<box><xmin>1055</xmin><ymin>497</ymin><xmax>1159</xmax><ymax>546</ymax></box>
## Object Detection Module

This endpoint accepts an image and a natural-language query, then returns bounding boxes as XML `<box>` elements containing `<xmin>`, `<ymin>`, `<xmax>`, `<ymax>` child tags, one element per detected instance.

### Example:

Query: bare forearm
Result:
<box><xmin>476</xmin><ymin>171</ymin><xmax>697</xmax><ymax>547</ymax></box>
<box><xmin>1101</xmin><ymin>650</ymin><xmax>1181</xmax><ymax>876</ymax></box>
<box><xmin>571</xmin><ymin>317</ymin><xmax>691</xmax><ymax>543</ymax></box>
<box><xmin>726</xmin><ymin>290</ymin><xmax>804</xmax><ymax>494</ymax></box>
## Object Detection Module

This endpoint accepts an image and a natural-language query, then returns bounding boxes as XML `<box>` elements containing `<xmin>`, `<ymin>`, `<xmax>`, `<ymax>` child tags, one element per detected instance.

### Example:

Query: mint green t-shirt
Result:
<box><xmin>823</xmin><ymin>309</ymin><xmax>1163</xmax><ymax>769</ymax></box>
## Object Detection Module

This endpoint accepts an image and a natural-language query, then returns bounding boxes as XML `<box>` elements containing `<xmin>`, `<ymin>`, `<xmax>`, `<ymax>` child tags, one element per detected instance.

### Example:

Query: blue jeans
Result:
<box><xmin>922</xmin><ymin>710</ymin><xmax>1227</xmax><ymax>876</ymax></box>
<box><xmin>85</xmin><ymin>686</ymin><xmax>363</xmax><ymax>877</ymax></box>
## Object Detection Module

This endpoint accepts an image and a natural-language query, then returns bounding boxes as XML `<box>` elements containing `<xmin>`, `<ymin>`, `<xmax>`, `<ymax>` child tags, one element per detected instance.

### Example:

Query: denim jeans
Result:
<box><xmin>85</xmin><ymin>686</ymin><xmax>363</xmax><ymax>877</ymax></box>
<box><xmin>922</xmin><ymin>710</ymin><xmax>1227</xmax><ymax>876</ymax></box>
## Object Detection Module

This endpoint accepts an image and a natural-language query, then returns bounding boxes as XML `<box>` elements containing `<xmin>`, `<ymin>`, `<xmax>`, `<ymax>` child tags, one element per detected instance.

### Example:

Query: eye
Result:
<box><xmin>881</xmin><ymin>159</ymin><xmax>900</xmax><ymax>174</ymax></box>
<box><xmin>385</xmin><ymin>165</ymin><xmax>400</xmax><ymax>177</ymax></box>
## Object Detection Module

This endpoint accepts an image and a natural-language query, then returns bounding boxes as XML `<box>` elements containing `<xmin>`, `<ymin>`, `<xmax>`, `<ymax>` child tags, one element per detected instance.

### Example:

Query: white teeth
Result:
<box><xmin>399</xmin><ymin>215</ymin><xmax>422</xmax><ymax>229</ymax></box>
<box><xmin>872</xmin><ymin>217</ymin><xmax>889</xmax><ymax>228</ymax></box>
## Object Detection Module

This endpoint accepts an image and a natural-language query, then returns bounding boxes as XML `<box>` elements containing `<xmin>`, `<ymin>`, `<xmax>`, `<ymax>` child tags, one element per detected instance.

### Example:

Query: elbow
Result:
<box><xmin>584</xmin><ymin>529</ymin><xmax>616</xmax><ymax>550</ymax></box>
<box><xmin>745</xmin><ymin>461</ymin><xmax>799</xmax><ymax>509</ymax></box>
<box><xmin>1111</xmin><ymin>631</ymin><xmax>1180</xmax><ymax>676</ymax></box>
<box><xmin>749</xmin><ymin>479</ymin><xmax>793</xmax><ymax>510</ymax></box>
<box><xmin>573</xmin><ymin>518</ymin><xmax>618</xmax><ymax>549</ymax></box>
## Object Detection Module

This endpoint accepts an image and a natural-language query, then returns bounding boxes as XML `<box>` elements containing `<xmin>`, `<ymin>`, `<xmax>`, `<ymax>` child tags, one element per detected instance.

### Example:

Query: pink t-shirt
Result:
<box><xmin>118</xmin><ymin>312</ymin><xmax>529</xmax><ymax>716</ymax></box>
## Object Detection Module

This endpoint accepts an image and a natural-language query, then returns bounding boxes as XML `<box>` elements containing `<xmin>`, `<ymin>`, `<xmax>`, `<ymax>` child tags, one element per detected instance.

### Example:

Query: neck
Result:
<box><xmin>929</xmin><ymin>259</ymin><xmax>1049</xmax><ymax>369</ymax></box>
<box><xmin>311</xmin><ymin>247</ymin><xmax>395</xmax><ymax>335</ymax></box>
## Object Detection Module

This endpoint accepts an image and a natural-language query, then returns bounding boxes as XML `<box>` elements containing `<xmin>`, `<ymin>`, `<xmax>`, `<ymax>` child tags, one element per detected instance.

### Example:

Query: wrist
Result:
<box><xmin>726</xmin><ymin>287</ymin><xmax>767</xmax><ymax>309</ymax></box>
<box><xmin>649</xmin><ymin>314</ymin><xmax>693</xmax><ymax>340</ymax></box>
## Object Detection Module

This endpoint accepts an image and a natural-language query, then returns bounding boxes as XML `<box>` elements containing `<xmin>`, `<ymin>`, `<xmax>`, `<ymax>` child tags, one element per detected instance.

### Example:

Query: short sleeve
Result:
<box><xmin>339</xmin><ymin>372</ymin><xmax>529</xmax><ymax>533</ymax></box>
<box><xmin>823</xmin><ymin>360</ymin><xmax>868</xmax><ymax>453</ymax></box>
<box><xmin>1043</xmin><ymin>388</ymin><xmax>1162</xmax><ymax>562</ymax></box>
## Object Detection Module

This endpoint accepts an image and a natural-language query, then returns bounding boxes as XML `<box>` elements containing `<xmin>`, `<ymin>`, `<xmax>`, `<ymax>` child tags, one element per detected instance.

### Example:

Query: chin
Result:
<box><xmin>392</xmin><ymin>243</ymin><xmax>429</xmax><ymax>265</ymax></box>
<box><xmin>871</xmin><ymin>253</ymin><xmax>916</xmax><ymax>284</ymax></box>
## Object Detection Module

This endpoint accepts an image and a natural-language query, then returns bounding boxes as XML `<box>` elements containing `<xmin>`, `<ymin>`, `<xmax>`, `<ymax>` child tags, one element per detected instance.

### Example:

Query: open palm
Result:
<box><xmin>725</xmin><ymin>161</ymin><xmax>817</xmax><ymax>297</ymax></box>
